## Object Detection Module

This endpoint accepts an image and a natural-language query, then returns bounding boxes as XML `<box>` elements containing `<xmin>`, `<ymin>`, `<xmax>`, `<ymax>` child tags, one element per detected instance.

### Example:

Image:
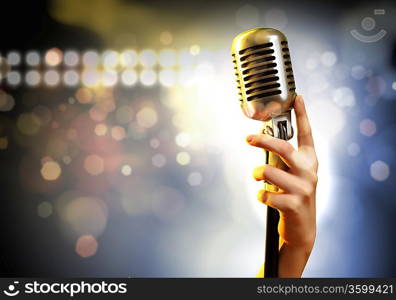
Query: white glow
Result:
<box><xmin>120</xmin><ymin>50</ymin><xmax>138</xmax><ymax>67</ymax></box>
<box><xmin>25</xmin><ymin>70</ymin><xmax>41</xmax><ymax>86</ymax></box>
<box><xmin>159</xmin><ymin>69</ymin><xmax>176</xmax><ymax>86</ymax></box>
<box><xmin>82</xmin><ymin>51</ymin><xmax>100</xmax><ymax>67</ymax></box>
<box><xmin>63</xmin><ymin>70</ymin><xmax>79</xmax><ymax>86</ymax></box>
<box><xmin>140</xmin><ymin>69</ymin><xmax>157</xmax><ymax>86</ymax></box>
<box><xmin>121</xmin><ymin>70</ymin><xmax>138</xmax><ymax>86</ymax></box>
<box><xmin>26</xmin><ymin>51</ymin><xmax>40</xmax><ymax>66</ymax></box>
<box><xmin>102</xmin><ymin>50</ymin><xmax>118</xmax><ymax>68</ymax></box>
<box><xmin>139</xmin><ymin>49</ymin><xmax>157</xmax><ymax>68</ymax></box>
<box><xmin>44</xmin><ymin>70</ymin><xmax>60</xmax><ymax>86</ymax></box>
<box><xmin>64</xmin><ymin>50</ymin><xmax>79</xmax><ymax>67</ymax></box>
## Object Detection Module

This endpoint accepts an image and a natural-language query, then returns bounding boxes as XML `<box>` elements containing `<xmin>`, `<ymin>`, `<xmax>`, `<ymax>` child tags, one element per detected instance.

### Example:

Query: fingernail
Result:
<box><xmin>253</xmin><ymin>165</ymin><xmax>265</xmax><ymax>181</ymax></box>
<box><xmin>246</xmin><ymin>135</ymin><xmax>255</xmax><ymax>144</ymax></box>
<box><xmin>258</xmin><ymin>190</ymin><xmax>268</xmax><ymax>203</ymax></box>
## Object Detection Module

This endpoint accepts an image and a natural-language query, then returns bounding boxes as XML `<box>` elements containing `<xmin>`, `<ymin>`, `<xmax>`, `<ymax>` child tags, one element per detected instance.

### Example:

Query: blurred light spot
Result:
<box><xmin>176</xmin><ymin>151</ymin><xmax>191</xmax><ymax>165</ymax></box>
<box><xmin>150</xmin><ymin>138</ymin><xmax>160</xmax><ymax>149</ymax></box>
<box><xmin>41</xmin><ymin>161</ymin><xmax>61</xmax><ymax>181</ymax></box>
<box><xmin>25</xmin><ymin>70</ymin><xmax>41</xmax><ymax>86</ymax></box>
<box><xmin>159</xmin><ymin>69</ymin><xmax>176</xmax><ymax>86</ymax></box>
<box><xmin>152</xmin><ymin>153</ymin><xmax>166</xmax><ymax>168</ymax></box>
<box><xmin>360</xmin><ymin>119</ymin><xmax>376</xmax><ymax>136</ymax></box>
<box><xmin>140</xmin><ymin>69</ymin><xmax>157</xmax><ymax>86</ymax></box>
<box><xmin>17</xmin><ymin>113</ymin><xmax>41</xmax><ymax>135</ymax></box>
<box><xmin>392</xmin><ymin>81</ymin><xmax>396</xmax><ymax>90</ymax></box>
<box><xmin>7</xmin><ymin>51</ymin><xmax>21</xmax><ymax>66</ymax></box>
<box><xmin>190</xmin><ymin>45</ymin><xmax>200</xmax><ymax>56</ymax></box>
<box><xmin>63</xmin><ymin>70</ymin><xmax>79</xmax><ymax>86</ymax></box>
<box><xmin>64</xmin><ymin>50</ymin><xmax>79</xmax><ymax>67</ymax></box>
<box><xmin>7</xmin><ymin>71</ymin><xmax>21</xmax><ymax>86</ymax></box>
<box><xmin>102</xmin><ymin>70</ymin><xmax>118</xmax><ymax>86</ymax></box>
<box><xmin>111</xmin><ymin>125</ymin><xmax>126</xmax><ymax>141</ymax></box>
<box><xmin>94</xmin><ymin>123</ymin><xmax>108</xmax><ymax>136</ymax></box>
<box><xmin>236</xmin><ymin>4</ymin><xmax>259</xmax><ymax>29</ymax></box>
<box><xmin>121</xmin><ymin>69</ymin><xmax>138</xmax><ymax>86</ymax></box>
<box><xmin>62</xmin><ymin>155</ymin><xmax>72</xmax><ymax>164</ymax></box>
<box><xmin>347</xmin><ymin>143</ymin><xmax>360</xmax><ymax>156</ymax></box>
<box><xmin>175</xmin><ymin>132</ymin><xmax>191</xmax><ymax>147</ymax></box>
<box><xmin>66</xmin><ymin>196</ymin><xmax>107</xmax><ymax>236</ymax></box>
<box><xmin>84</xmin><ymin>154</ymin><xmax>105</xmax><ymax>176</ymax></box>
<box><xmin>121</xmin><ymin>164</ymin><xmax>132</xmax><ymax>176</ymax></box>
<box><xmin>160</xmin><ymin>31</ymin><xmax>173</xmax><ymax>45</ymax></box>
<box><xmin>116</xmin><ymin>105</ymin><xmax>134</xmax><ymax>124</ymax></box>
<box><xmin>351</xmin><ymin>65</ymin><xmax>366</xmax><ymax>80</ymax></box>
<box><xmin>370</xmin><ymin>160</ymin><xmax>390</xmax><ymax>181</ymax></box>
<box><xmin>37</xmin><ymin>201</ymin><xmax>53</xmax><ymax>218</ymax></box>
<box><xmin>187</xmin><ymin>171</ymin><xmax>202</xmax><ymax>186</ymax></box>
<box><xmin>120</xmin><ymin>50</ymin><xmax>138</xmax><ymax>67</ymax></box>
<box><xmin>44</xmin><ymin>70</ymin><xmax>60</xmax><ymax>86</ymax></box>
<box><xmin>0</xmin><ymin>137</ymin><xmax>8</xmax><ymax>150</ymax></box>
<box><xmin>75</xmin><ymin>87</ymin><xmax>93</xmax><ymax>104</ymax></box>
<box><xmin>45</xmin><ymin>48</ymin><xmax>62</xmax><ymax>66</ymax></box>
<box><xmin>25</xmin><ymin>51</ymin><xmax>40</xmax><ymax>66</ymax></box>
<box><xmin>75</xmin><ymin>234</ymin><xmax>98</xmax><ymax>258</ymax></box>
<box><xmin>321</xmin><ymin>51</ymin><xmax>337</xmax><ymax>67</ymax></box>
<box><xmin>136</xmin><ymin>107</ymin><xmax>158</xmax><ymax>128</ymax></box>
<box><xmin>82</xmin><ymin>51</ymin><xmax>100</xmax><ymax>67</ymax></box>
<box><xmin>333</xmin><ymin>87</ymin><xmax>355</xmax><ymax>107</ymax></box>
<box><xmin>102</xmin><ymin>50</ymin><xmax>118</xmax><ymax>68</ymax></box>
<box><xmin>82</xmin><ymin>69</ymin><xmax>100</xmax><ymax>87</ymax></box>
<box><xmin>139</xmin><ymin>49</ymin><xmax>157</xmax><ymax>67</ymax></box>
<box><xmin>159</xmin><ymin>49</ymin><xmax>176</xmax><ymax>67</ymax></box>
<box><xmin>264</xmin><ymin>8</ymin><xmax>288</xmax><ymax>30</ymax></box>
<box><xmin>0</xmin><ymin>90</ymin><xmax>15</xmax><ymax>111</ymax></box>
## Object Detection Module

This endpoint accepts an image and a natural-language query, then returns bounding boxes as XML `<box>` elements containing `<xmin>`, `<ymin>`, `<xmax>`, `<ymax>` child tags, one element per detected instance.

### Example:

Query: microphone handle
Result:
<box><xmin>263</xmin><ymin>119</ymin><xmax>290</xmax><ymax>278</ymax></box>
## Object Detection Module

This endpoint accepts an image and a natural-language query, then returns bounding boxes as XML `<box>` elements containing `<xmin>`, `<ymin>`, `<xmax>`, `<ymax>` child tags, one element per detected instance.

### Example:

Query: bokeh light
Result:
<box><xmin>75</xmin><ymin>235</ymin><xmax>98</xmax><ymax>258</ymax></box>
<box><xmin>370</xmin><ymin>160</ymin><xmax>390</xmax><ymax>182</ymax></box>
<box><xmin>25</xmin><ymin>51</ymin><xmax>40</xmax><ymax>66</ymax></box>
<box><xmin>84</xmin><ymin>154</ymin><xmax>105</xmax><ymax>176</ymax></box>
<box><xmin>140</xmin><ymin>69</ymin><xmax>157</xmax><ymax>86</ymax></box>
<box><xmin>45</xmin><ymin>48</ymin><xmax>63</xmax><ymax>66</ymax></box>
<box><xmin>41</xmin><ymin>161</ymin><xmax>62</xmax><ymax>181</ymax></box>
<box><xmin>139</xmin><ymin>49</ymin><xmax>157</xmax><ymax>67</ymax></box>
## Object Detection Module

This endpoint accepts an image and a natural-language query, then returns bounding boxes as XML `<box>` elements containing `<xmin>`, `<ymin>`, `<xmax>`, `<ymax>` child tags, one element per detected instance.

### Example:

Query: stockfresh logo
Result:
<box><xmin>2</xmin><ymin>280</ymin><xmax>127</xmax><ymax>297</ymax></box>
<box><xmin>3</xmin><ymin>281</ymin><xmax>20</xmax><ymax>297</ymax></box>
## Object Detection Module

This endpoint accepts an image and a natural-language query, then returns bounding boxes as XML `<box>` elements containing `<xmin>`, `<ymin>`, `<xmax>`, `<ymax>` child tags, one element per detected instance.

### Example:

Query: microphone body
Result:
<box><xmin>231</xmin><ymin>28</ymin><xmax>296</xmax><ymax>277</ymax></box>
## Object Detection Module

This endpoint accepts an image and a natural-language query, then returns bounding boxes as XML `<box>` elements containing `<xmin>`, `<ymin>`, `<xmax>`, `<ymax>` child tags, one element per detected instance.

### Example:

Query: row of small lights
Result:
<box><xmin>0</xmin><ymin>47</ymin><xmax>202</xmax><ymax>87</ymax></box>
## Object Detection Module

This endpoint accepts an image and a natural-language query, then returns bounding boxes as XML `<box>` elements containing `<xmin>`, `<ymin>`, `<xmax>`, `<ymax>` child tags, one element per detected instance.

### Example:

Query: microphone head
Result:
<box><xmin>231</xmin><ymin>28</ymin><xmax>296</xmax><ymax>121</ymax></box>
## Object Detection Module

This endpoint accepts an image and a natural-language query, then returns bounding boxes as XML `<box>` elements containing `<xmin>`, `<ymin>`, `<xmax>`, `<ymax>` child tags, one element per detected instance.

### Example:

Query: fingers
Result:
<box><xmin>253</xmin><ymin>165</ymin><xmax>305</xmax><ymax>194</ymax></box>
<box><xmin>258</xmin><ymin>190</ymin><xmax>300</xmax><ymax>213</ymax></box>
<box><xmin>294</xmin><ymin>95</ymin><xmax>314</xmax><ymax>148</ymax></box>
<box><xmin>246</xmin><ymin>134</ymin><xmax>299</xmax><ymax>168</ymax></box>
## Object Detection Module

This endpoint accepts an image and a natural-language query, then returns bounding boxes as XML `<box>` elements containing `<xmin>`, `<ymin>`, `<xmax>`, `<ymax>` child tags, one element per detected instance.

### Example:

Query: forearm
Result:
<box><xmin>278</xmin><ymin>242</ymin><xmax>313</xmax><ymax>277</ymax></box>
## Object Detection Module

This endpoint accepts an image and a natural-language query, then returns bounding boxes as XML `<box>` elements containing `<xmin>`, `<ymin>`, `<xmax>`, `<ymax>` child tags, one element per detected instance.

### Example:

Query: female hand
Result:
<box><xmin>246</xmin><ymin>95</ymin><xmax>318</xmax><ymax>277</ymax></box>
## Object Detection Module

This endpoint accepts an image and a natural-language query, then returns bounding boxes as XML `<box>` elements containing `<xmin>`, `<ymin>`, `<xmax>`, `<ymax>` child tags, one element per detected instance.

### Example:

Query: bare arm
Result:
<box><xmin>247</xmin><ymin>95</ymin><xmax>318</xmax><ymax>278</ymax></box>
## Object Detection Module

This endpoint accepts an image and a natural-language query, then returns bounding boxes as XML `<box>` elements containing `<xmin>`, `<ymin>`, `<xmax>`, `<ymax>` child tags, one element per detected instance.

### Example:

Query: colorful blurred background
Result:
<box><xmin>0</xmin><ymin>0</ymin><xmax>395</xmax><ymax>277</ymax></box>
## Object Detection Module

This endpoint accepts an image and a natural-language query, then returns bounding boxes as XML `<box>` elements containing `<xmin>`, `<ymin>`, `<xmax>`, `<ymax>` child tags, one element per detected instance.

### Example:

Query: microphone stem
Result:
<box><xmin>263</xmin><ymin>112</ymin><xmax>292</xmax><ymax>278</ymax></box>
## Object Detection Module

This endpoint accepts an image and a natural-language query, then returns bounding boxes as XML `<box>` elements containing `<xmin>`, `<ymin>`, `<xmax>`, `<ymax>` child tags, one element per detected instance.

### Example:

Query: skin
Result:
<box><xmin>246</xmin><ymin>95</ymin><xmax>318</xmax><ymax>278</ymax></box>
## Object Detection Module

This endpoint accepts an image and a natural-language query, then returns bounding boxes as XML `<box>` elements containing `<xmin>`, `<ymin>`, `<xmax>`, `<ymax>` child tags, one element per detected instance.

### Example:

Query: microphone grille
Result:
<box><xmin>231</xmin><ymin>28</ymin><xmax>295</xmax><ymax>110</ymax></box>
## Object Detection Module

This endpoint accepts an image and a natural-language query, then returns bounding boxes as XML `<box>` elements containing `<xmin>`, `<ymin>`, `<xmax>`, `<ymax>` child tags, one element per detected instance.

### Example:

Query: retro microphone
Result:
<box><xmin>231</xmin><ymin>28</ymin><xmax>296</xmax><ymax>277</ymax></box>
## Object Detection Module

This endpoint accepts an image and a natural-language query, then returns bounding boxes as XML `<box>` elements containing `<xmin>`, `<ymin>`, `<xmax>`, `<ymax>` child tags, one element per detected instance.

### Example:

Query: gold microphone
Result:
<box><xmin>231</xmin><ymin>28</ymin><xmax>296</xmax><ymax>277</ymax></box>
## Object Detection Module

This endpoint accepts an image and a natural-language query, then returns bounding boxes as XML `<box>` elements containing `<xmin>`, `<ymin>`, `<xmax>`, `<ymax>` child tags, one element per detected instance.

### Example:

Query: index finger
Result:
<box><xmin>294</xmin><ymin>95</ymin><xmax>314</xmax><ymax>148</ymax></box>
